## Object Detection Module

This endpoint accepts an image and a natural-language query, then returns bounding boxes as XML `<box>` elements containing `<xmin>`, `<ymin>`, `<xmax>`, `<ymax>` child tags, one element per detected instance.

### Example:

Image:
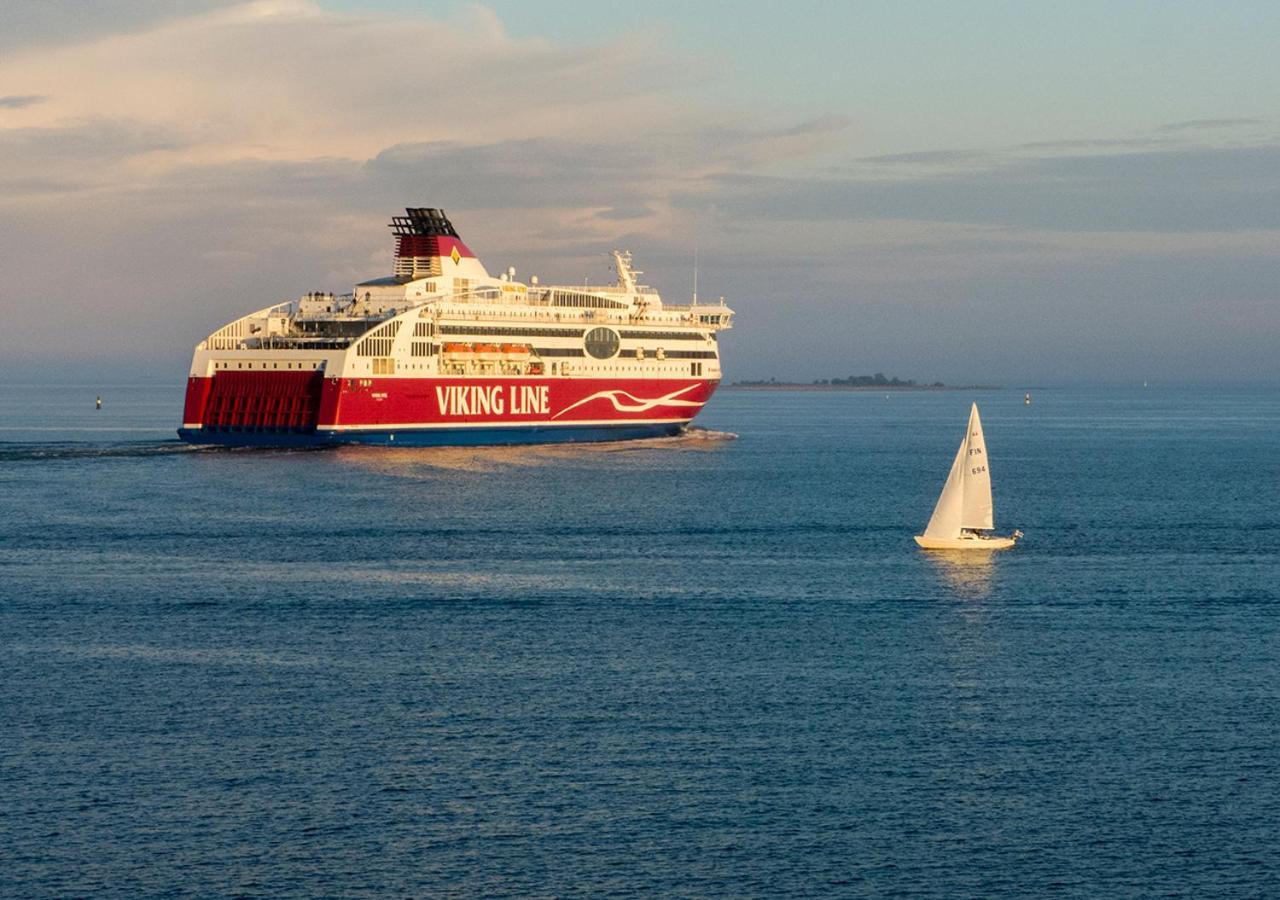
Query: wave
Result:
<box><xmin>672</xmin><ymin>426</ymin><xmax>739</xmax><ymax>442</ymax></box>
<box><xmin>0</xmin><ymin>440</ymin><xmax>204</xmax><ymax>462</ymax></box>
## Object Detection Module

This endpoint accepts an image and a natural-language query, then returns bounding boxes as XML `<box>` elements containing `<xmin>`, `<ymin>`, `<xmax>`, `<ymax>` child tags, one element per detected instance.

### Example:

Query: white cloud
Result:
<box><xmin>0</xmin><ymin>0</ymin><xmax>714</xmax><ymax>174</ymax></box>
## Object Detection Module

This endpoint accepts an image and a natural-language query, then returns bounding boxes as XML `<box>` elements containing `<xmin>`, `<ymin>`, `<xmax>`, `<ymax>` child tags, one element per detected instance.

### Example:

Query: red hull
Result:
<box><xmin>181</xmin><ymin>373</ymin><xmax>718</xmax><ymax>441</ymax></box>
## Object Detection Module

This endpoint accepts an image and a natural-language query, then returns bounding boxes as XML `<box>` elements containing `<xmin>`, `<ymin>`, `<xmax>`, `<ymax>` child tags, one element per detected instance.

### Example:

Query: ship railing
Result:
<box><xmin>439</xmin><ymin>288</ymin><xmax>556</xmax><ymax>306</ymax></box>
<box><xmin>432</xmin><ymin>308</ymin><xmax>709</xmax><ymax>327</ymax></box>
<box><xmin>661</xmin><ymin>301</ymin><xmax>733</xmax><ymax>313</ymax></box>
<box><xmin>294</xmin><ymin>293</ymin><xmax>357</xmax><ymax>319</ymax></box>
<box><xmin>201</xmin><ymin>301</ymin><xmax>295</xmax><ymax>351</ymax></box>
<box><xmin>244</xmin><ymin>336</ymin><xmax>355</xmax><ymax>351</ymax></box>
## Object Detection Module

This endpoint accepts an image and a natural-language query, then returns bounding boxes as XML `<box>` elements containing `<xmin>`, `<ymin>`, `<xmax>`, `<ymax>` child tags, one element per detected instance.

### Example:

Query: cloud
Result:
<box><xmin>1160</xmin><ymin>117</ymin><xmax>1262</xmax><ymax>132</ymax></box>
<box><xmin>365</xmin><ymin>138</ymin><xmax>661</xmax><ymax>210</ymax></box>
<box><xmin>0</xmin><ymin>94</ymin><xmax>47</xmax><ymax>109</ymax></box>
<box><xmin>771</xmin><ymin>114</ymin><xmax>853</xmax><ymax>137</ymax></box>
<box><xmin>0</xmin><ymin>118</ymin><xmax>184</xmax><ymax>160</ymax></box>
<box><xmin>692</xmin><ymin>143</ymin><xmax>1280</xmax><ymax>233</ymax></box>
<box><xmin>859</xmin><ymin>149</ymin><xmax>988</xmax><ymax>166</ymax></box>
<box><xmin>0</xmin><ymin>118</ymin><xmax>192</xmax><ymax>201</ymax></box>
<box><xmin>0</xmin><ymin>1</ymin><xmax>236</xmax><ymax>52</ymax></box>
<box><xmin>0</xmin><ymin>1</ymin><xmax>703</xmax><ymax>174</ymax></box>
<box><xmin>596</xmin><ymin>205</ymin><xmax>654</xmax><ymax>220</ymax></box>
<box><xmin>1016</xmin><ymin>137</ymin><xmax>1174</xmax><ymax>151</ymax></box>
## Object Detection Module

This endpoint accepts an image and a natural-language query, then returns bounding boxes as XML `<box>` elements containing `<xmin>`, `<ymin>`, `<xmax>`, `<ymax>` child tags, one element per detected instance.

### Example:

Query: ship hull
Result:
<box><xmin>913</xmin><ymin>534</ymin><xmax>1017</xmax><ymax>551</ymax></box>
<box><xmin>178</xmin><ymin>374</ymin><xmax>717</xmax><ymax>448</ymax></box>
<box><xmin>178</xmin><ymin>421</ymin><xmax>685</xmax><ymax>447</ymax></box>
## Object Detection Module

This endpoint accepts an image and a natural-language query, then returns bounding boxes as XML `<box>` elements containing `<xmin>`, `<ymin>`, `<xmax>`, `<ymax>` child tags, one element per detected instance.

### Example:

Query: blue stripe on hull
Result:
<box><xmin>177</xmin><ymin>428</ymin><xmax>330</xmax><ymax>449</ymax></box>
<box><xmin>177</xmin><ymin>422</ymin><xmax>685</xmax><ymax>448</ymax></box>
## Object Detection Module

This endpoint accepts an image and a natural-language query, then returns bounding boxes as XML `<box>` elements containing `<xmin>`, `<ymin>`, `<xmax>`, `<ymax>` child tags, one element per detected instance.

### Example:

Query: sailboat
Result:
<box><xmin>914</xmin><ymin>403</ymin><xmax>1022</xmax><ymax>551</ymax></box>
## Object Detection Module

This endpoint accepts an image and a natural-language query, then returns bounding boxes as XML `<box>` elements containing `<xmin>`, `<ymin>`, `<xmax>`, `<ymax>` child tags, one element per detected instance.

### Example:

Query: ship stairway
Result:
<box><xmin>203</xmin><ymin>371</ymin><xmax>323</xmax><ymax>434</ymax></box>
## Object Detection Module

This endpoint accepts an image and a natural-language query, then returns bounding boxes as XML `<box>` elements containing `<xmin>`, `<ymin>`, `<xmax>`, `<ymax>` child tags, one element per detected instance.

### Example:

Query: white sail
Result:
<box><xmin>922</xmin><ymin>403</ymin><xmax>996</xmax><ymax>538</ymax></box>
<box><xmin>922</xmin><ymin>434</ymin><xmax>968</xmax><ymax>538</ymax></box>
<box><xmin>960</xmin><ymin>403</ymin><xmax>994</xmax><ymax>531</ymax></box>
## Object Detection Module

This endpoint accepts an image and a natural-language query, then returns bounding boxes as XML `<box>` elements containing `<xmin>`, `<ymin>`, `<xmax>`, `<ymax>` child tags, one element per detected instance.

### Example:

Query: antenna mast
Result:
<box><xmin>693</xmin><ymin>243</ymin><xmax>698</xmax><ymax>304</ymax></box>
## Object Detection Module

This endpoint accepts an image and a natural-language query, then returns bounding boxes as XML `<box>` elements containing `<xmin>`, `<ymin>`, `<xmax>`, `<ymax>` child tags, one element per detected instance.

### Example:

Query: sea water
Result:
<box><xmin>1</xmin><ymin>384</ymin><xmax>1277</xmax><ymax>897</ymax></box>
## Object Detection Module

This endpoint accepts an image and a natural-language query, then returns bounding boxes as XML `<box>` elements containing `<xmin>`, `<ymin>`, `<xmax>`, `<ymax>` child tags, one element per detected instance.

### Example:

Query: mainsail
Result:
<box><xmin>960</xmin><ymin>404</ymin><xmax>994</xmax><ymax>531</ymax></box>
<box><xmin>922</xmin><ymin>403</ymin><xmax>994</xmax><ymax>538</ymax></box>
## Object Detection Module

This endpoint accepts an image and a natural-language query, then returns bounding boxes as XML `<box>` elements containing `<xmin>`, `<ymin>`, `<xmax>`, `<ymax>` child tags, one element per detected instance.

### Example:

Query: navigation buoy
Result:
<box><xmin>95</xmin><ymin>396</ymin><xmax>102</xmax><ymax>410</ymax></box>
<box><xmin>1024</xmin><ymin>392</ymin><xmax>1031</xmax><ymax>405</ymax></box>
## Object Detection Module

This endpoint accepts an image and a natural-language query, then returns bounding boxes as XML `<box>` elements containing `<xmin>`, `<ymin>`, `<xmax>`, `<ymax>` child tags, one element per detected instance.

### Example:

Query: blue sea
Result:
<box><xmin>2</xmin><ymin>384</ymin><xmax>1277</xmax><ymax>897</ymax></box>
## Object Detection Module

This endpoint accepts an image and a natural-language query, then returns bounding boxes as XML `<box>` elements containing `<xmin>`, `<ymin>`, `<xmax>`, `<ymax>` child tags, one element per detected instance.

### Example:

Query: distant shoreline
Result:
<box><xmin>723</xmin><ymin>383</ymin><xmax>1001</xmax><ymax>392</ymax></box>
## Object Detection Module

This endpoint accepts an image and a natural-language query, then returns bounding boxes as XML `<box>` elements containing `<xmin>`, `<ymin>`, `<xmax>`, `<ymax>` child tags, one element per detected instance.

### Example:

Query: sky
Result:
<box><xmin>1</xmin><ymin>0</ymin><xmax>1278</xmax><ymax>384</ymax></box>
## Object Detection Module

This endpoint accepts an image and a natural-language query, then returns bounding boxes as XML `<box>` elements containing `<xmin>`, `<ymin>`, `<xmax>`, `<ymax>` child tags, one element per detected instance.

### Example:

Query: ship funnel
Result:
<box><xmin>388</xmin><ymin>207</ymin><xmax>480</xmax><ymax>279</ymax></box>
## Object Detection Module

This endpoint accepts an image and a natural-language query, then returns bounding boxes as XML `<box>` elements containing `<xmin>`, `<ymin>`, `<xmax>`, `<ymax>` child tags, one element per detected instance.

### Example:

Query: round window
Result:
<box><xmin>584</xmin><ymin>327</ymin><xmax>620</xmax><ymax>360</ymax></box>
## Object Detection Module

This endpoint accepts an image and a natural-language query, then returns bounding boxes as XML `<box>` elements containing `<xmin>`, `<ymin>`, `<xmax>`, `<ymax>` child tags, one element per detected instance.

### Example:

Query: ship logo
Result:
<box><xmin>551</xmin><ymin>384</ymin><xmax>703</xmax><ymax>420</ymax></box>
<box><xmin>450</xmin><ymin>246</ymin><xmax>461</xmax><ymax>265</ymax></box>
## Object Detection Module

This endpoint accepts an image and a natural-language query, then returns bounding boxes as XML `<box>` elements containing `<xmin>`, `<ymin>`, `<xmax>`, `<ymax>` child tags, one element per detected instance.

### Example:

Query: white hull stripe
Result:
<box><xmin>321</xmin><ymin>415</ymin><xmax>698</xmax><ymax>433</ymax></box>
<box><xmin>182</xmin><ymin>416</ymin><xmax>697</xmax><ymax>432</ymax></box>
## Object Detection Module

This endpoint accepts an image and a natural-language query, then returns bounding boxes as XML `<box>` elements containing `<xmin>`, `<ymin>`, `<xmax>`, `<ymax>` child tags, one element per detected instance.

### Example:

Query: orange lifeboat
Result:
<box><xmin>501</xmin><ymin>343</ymin><xmax>531</xmax><ymax>358</ymax></box>
<box><xmin>442</xmin><ymin>342</ymin><xmax>472</xmax><ymax>355</ymax></box>
<box><xmin>474</xmin><ymin>342</ymin><xmax>502</xmax><ymax>360</ymax></box>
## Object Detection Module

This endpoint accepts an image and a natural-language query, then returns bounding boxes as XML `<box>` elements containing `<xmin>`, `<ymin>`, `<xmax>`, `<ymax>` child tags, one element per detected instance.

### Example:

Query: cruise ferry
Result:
<box><xmin>178</xmin><ymin>208</ymin><xmax>733</xmax><ymax>446</ymax></box>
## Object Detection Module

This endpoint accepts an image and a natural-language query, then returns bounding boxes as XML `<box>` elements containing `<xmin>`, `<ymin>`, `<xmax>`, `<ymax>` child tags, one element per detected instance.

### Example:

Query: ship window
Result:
<box><xmin>584</xmin><ymin>327</ymin><xmax>620</xmax><ymax>360</ymax></box>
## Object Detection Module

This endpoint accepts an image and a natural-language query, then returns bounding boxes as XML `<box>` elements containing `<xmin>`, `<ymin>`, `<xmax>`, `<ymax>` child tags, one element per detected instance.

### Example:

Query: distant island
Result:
<box><xmin>727</xmin><ymin>374</ymin><xmax>998</xmax><ymax>391</ymax></box>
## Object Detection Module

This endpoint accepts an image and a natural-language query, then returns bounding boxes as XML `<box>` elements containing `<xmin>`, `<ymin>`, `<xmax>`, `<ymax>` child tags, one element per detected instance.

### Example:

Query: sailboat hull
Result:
<box><xmin>914</xmin><ymin>534</ymin><xmax>1017</xmax><ymax>551</ymax></box>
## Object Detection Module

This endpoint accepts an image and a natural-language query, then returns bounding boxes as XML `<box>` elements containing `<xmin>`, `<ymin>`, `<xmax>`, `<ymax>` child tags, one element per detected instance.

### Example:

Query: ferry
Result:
<box><xmin>178</xmin><ymin>208</ymin><xmax>734</xmax><ymax>446</ymax></box>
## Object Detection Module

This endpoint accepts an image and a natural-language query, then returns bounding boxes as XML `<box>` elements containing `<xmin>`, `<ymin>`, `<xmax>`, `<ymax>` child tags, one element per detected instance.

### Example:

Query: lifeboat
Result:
<box><xmin>474</xmin><ymin>342</ymin><xmax>502</xmax><ymax>360</ymax></box>
<box><xmin>501</xmin><ymin>343</ymin><xmax>531</xmax><ymax>359</ymax></box>
<box><xmin>442</xmin><ymin>342</ymin><xmax>473</xmax><ymax>356</ymax></box>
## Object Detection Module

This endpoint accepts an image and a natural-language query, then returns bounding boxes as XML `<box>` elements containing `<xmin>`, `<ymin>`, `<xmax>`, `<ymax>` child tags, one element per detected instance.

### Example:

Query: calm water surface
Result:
<box><xmin>2</xmin><ymin>384</ymin><xmax>1277</xmax><ymax>897</ymax></box>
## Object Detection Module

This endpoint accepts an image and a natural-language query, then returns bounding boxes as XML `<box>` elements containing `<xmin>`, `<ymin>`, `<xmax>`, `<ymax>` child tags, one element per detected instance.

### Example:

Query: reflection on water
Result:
<box><xmin>924</xmin><ymin>550</ymin><xmax>998</xmax><ymax>598</ymax></box>
<box><xmin>333</xmin><ymin>427</ymin><xmax>738</xmax><ymax>475</ymax></box>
